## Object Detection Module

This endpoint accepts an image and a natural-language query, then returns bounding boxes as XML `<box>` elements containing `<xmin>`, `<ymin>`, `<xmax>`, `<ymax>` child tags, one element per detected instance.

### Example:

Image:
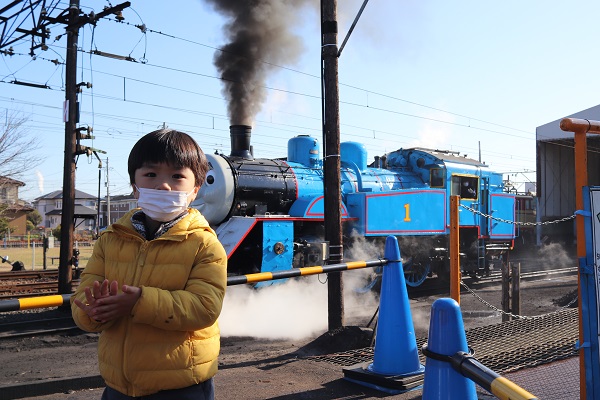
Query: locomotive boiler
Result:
<box><xmin>192</xmin><ymin>125</ymin><xmax>516</xmax><ymax>287</ymax></box>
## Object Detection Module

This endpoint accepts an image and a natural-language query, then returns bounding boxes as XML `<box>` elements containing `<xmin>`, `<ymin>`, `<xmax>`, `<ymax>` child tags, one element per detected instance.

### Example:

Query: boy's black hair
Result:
<box><xmin>128</xmin><ymin>129</ymin><xmax>209</xmax><ymax>187</ymax></box>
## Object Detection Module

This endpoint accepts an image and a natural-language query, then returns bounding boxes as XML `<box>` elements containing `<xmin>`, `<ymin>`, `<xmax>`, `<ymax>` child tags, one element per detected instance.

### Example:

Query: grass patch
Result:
<box><xmin>0</xmin><ymin>243</ymin><xmax>94</xmax><ymax>270</ymax></box>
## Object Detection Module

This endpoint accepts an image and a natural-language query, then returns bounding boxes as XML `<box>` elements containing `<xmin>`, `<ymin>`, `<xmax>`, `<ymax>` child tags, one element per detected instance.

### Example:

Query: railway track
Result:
<box><xmin>407</xmin><ymin>265</ymin><xmax>578</xmax><ymax>298</ymax></box>
<box><xmin>0</xmin><ymin>270</ymin><xmax>60</xmax><ymax>279</ymax></box>
<box><xmin>0</xmin><ymin>314</ymin><xmax>81</xmax><ymax>338</ymax></box>
<box><xmin>0</xmin><ymin>271</ymin><xmax>82</xmax><ymax>339</ymax></box>
<box><xmin>0</xmin><ymin>269</ymin><xmax>80</xmax><ymax>299</ymax></box>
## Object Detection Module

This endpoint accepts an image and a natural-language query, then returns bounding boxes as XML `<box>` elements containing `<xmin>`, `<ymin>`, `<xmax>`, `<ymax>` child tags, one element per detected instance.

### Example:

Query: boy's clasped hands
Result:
<box><xmin>73</xmin><ymin>279</ymin><xmax>141</xmax><ymax>323</ymax></box>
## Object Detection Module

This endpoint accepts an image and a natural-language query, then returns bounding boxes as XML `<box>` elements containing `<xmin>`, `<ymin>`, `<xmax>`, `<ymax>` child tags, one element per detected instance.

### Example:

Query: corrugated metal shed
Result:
<box><xmin>536</xmin><ymin>104</ymin><xmax>600</xmax><ymax>242</ymax></box>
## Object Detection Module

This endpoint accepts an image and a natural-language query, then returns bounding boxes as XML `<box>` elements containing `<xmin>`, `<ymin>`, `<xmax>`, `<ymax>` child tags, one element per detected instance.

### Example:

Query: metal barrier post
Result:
<box><xmin>511</xmin><ymin>262</ymin><xmax>521</xmax><ymax>317</ymax></box>
<box><xmin>450</xmin><ymin>195</ymin><xmax>461</xmax><ymax>303</ymax></box>
<box><xmin>501</xmin><ymin>262</ymin><xmax>510</xmax><ymax>322</ymax></box>
<box><xmin>560</xmin><ymin>117</ymin><xmax>600</xmax><ymax>400</ymax></box>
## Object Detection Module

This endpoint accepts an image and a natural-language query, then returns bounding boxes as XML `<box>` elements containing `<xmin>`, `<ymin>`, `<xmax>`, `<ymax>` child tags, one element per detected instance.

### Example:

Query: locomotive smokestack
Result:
<box><xmin>230</xmin><ymin>125</ymin><xmax>253</xmax><ymax>159</ymax></box>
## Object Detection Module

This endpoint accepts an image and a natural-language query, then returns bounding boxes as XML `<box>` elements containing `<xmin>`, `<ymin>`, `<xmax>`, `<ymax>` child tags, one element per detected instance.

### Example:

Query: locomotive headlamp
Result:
<box><xmin>273</xmin><ymin>242</ymin><xmax>285</xmax><ymax>255</ymax></box>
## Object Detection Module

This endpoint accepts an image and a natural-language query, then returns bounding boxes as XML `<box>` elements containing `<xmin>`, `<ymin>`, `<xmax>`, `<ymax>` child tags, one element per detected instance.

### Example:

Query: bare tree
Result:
<box><xmin>0</xmin><ymin>111</ymin><xmax>41</xmax><ymax>180</ymax></box>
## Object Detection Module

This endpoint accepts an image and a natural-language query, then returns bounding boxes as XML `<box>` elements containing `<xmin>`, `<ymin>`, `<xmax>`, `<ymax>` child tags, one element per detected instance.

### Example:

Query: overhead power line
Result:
<box><xmin>3</xmin><ymin>5</ymin><xmax>535</xmax><ymax>146</ymax></box>
<box><xmin>98</xmin><ymin>11</ymin><xmax>533</xmax><ymax>138</ymax></box>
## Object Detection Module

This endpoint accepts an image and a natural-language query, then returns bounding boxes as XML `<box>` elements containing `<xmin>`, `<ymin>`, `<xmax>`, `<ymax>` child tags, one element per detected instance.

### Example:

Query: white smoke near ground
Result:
<box><xmin>344</xmin><ymin>231</ymin><xmax>433</xmax><ymax>335</ymax></box>
<box><xmin>342</xmin><ymin>236</ymin><xmax>382</xmax><ymax>326</ymax></box>
<box><xmin>219</xmin><ymin>270</ymin><xmax>382</xmax><ymax>340</ymax></box>
<box><xmin>218</xmin><ymin>234</ymin><xmax>444</xmax><ymax>340</ymax></box>
<box><xmin>219</xmin><ymin>235</ymin><xmax>384</xmax><ymax>340</ymax></box>
<box><xmin>535</xmin><ymin>242</ymin><xmax>577</xmax><ymax>270</ymax></box>
<box><xmin>219</xmin><ymin>276</ymin><xmax>328</xmax><ymax>340</ymax></box>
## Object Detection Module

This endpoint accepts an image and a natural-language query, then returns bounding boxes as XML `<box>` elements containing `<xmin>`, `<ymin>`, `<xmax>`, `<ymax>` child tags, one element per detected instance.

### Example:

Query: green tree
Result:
<box><xmin>27</xmin><ymin>209</ymin><xmax>42</xmax><ymax>230</ymax></box>
<box><xmin>0</xmin><ymin>204</ymin><xmax>13</xmax><ymax>237</ymax></box>
<box><xmin>52</xmin><ymin>225</ymin><xmax>61</xmax><ymax>239</ymax></box>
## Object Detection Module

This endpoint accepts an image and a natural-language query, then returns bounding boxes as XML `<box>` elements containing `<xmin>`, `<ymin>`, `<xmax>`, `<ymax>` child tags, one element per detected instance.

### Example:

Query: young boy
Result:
<box><xmin>71</xmin><ymin>129</ymin><xmax>227</xmax><ymax>400</ymax></box>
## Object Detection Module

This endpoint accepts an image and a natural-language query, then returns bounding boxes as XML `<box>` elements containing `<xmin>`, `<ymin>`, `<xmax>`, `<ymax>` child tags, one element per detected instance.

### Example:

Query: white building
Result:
<box><xmin>33</xmin><ymin>189</ymin><xmax>98</xmax><ymax>232</ymax></box>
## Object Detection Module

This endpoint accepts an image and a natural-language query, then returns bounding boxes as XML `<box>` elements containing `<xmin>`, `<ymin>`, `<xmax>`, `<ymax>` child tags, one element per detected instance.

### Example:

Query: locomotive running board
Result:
<box><xmin>215</xmin><ymin>217</ymin><xmax>258</xmax><ymax>258</ymax></box>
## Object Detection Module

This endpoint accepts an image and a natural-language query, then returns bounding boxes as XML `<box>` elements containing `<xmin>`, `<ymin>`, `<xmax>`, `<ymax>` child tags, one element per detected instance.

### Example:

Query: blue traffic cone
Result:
<box><xmin>343</xmin><ymin>236</ymin><xmax>424</xmax><ymax>394</ymax></box>
<box><xmin>422</xmin><ymin>298</ymin><xmax>477</xmax><ymax>400</ymax></box>
<box><xmin>368</xmin><ymin>235</ymin><xmax>423</xmax><ymax>375</ymax></box>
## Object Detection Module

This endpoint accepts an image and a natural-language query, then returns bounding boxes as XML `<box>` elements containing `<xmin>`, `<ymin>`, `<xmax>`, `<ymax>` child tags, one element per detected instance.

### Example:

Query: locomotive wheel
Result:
<box><xmin>354</xmin><ymin>266</ymin><xmax>382</xmax><ymax>294</ymax></box>
<box><xmin>403</xmin><ymin>259</ymin><xmax>430</xmax><ymax>287</ymax></box>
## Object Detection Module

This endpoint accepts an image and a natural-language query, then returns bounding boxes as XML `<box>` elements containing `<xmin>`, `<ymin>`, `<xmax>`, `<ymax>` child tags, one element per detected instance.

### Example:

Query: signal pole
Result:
<box><xmin>321</xmin><ymin>0</ymin><xmax>344</xmax><ymax>330</ymax></box>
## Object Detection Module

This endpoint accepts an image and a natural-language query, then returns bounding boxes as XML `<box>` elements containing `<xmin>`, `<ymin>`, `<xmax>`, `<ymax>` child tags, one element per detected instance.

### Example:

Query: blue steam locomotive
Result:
<box><xmin>192</xmin><ymin>125</ymin><xmax>515</xmax><ymax>287</ymax></box>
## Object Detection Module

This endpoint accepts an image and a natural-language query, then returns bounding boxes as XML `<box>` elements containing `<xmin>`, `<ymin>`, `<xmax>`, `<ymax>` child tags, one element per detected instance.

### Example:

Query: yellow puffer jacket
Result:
<box><xmin>71</xmin><ymin>208</ymin><xmax>227</xmax><ymax>397</ymax></box>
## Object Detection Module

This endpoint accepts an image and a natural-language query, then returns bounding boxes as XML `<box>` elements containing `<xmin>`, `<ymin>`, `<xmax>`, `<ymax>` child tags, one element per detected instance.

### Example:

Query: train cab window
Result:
<box><xmin>430</xmin><ymin>168</ymin><xmax>445</xmax><ymax>187</ymax></box>
<box><xmin>452</xmin><ymin>176</ymin><xmax>478</xmax><ymax>200</ymax></box>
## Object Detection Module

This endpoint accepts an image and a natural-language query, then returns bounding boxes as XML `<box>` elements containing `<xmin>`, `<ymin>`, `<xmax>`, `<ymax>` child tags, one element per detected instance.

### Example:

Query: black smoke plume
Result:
<box><xmin>204</xmin><ymin>0</ymin><xmax>315</xmax><ymax>125</ymax></box>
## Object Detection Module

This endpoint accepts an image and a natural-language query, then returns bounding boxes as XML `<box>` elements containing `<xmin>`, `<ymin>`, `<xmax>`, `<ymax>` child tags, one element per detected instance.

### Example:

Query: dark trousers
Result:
<box><xmin>101</xmin><ymin>378</ymin><xmax>214</xmax><ymax>400</ymax></box>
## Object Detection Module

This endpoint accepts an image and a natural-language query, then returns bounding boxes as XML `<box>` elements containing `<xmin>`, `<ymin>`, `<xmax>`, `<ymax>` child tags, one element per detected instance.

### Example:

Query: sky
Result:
<box><xmin>1</xmin><ymin>0</ymin><xmax>600</xmax><ymax>202</ymax></box>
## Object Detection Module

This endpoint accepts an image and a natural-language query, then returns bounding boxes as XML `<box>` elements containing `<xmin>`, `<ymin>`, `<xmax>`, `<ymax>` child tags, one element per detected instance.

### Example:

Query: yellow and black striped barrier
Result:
<box><xmin>226</xmin><ymin>259</ymin><xmax>388</xmax><ymax>286</ymax></box>
<box><xmin>0</xmin><ymin>294</ymin><xmax>72</xmax><ymax>312</ymax></box>
<box><xmin>0</xmin><ymin>259</ymin><xmax>389</xmax><ymax>312</ymax></box>
<box><xmin>450</xmin><ymin>351</ymin><xmax>538</xmax><ymax>400</ymax></box>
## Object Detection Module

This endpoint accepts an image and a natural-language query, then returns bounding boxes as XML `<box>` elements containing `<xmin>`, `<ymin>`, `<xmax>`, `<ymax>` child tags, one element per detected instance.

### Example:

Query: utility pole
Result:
<box><xmin>321</xmin><ymin>0</ymin><xmax>344</xmax><ymax>330</ymax></box>
<box><xmin>51</xmin><ymin>2</ymin><xmax>130</xmax><ymax>293</ymax></box>
<box><xmin>57</xmin><ymin>0</ymin><xmax>80</xmax><ymax>294</ymax></box>
<box><xmin>96</xmin><ymin>157</ymin><xmax>102</xmax><ymax>237</ymax></box>
<box><xmin>106</xmin><ymin>158</ymin><xmax>111</xmax><ymax>225</ymax></box>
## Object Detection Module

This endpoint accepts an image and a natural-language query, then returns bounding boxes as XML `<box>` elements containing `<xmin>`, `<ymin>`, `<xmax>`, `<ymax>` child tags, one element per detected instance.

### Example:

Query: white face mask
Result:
<box><xmin>135</xmin><ymin>186</ymin><xmax>196</xmax><ymax>222</ymax></box>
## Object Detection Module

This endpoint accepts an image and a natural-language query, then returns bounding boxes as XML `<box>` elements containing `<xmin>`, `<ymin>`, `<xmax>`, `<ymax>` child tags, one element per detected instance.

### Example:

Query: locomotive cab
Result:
<box><xmin>452</xmin><ymin>175</ymin><xmax>479</xmax><ymax>200</ymax></box>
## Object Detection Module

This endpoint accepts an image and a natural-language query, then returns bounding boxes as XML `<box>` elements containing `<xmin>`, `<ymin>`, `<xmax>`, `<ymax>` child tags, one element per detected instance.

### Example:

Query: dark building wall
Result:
<box><xmin>537</xmin><ymin>136</ymin><xmax>600</xmax><ymax>243</ymax></box>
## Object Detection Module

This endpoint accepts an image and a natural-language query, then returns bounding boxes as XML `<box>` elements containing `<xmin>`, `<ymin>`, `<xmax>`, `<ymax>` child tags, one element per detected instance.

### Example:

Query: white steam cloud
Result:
<box><xmin>219</xmin><ymin>272</ymin><xmax>380</xmax><ymax>340</ymax></box>
<box><xmin>35</xmin><ymin>170</ymin><xmax>44</xmax><ymax>194</ymax></box>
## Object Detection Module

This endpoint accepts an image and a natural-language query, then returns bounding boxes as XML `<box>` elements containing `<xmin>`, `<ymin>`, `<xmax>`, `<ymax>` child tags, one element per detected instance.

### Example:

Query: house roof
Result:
<box><xmin>35</xmin><ymin>189</ymin><xmax>96</xmax><ymax>201</ymax></box>
<box><xmin>107</xmin><ymin>192</ymin><xmax>136</xmax><ymax>202</ymax></box>
<box><xmin>0</xmin><ymin>176</ymin><xmax>25</xmax><ymax>187</ymax></box>
<box><xmin>536</xmin><ymin>103</ymin><xmax>600</xmax><ymax>142</ymax></box>
<box><xmin>3</xmin><ymin>203</ymin><xmax>34</xmax><ymax>212</ymax></box>
<box><xmin>45</xmin><ymin>204</ymin><xmax>97</xmax><ymax>220</ymax></box>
